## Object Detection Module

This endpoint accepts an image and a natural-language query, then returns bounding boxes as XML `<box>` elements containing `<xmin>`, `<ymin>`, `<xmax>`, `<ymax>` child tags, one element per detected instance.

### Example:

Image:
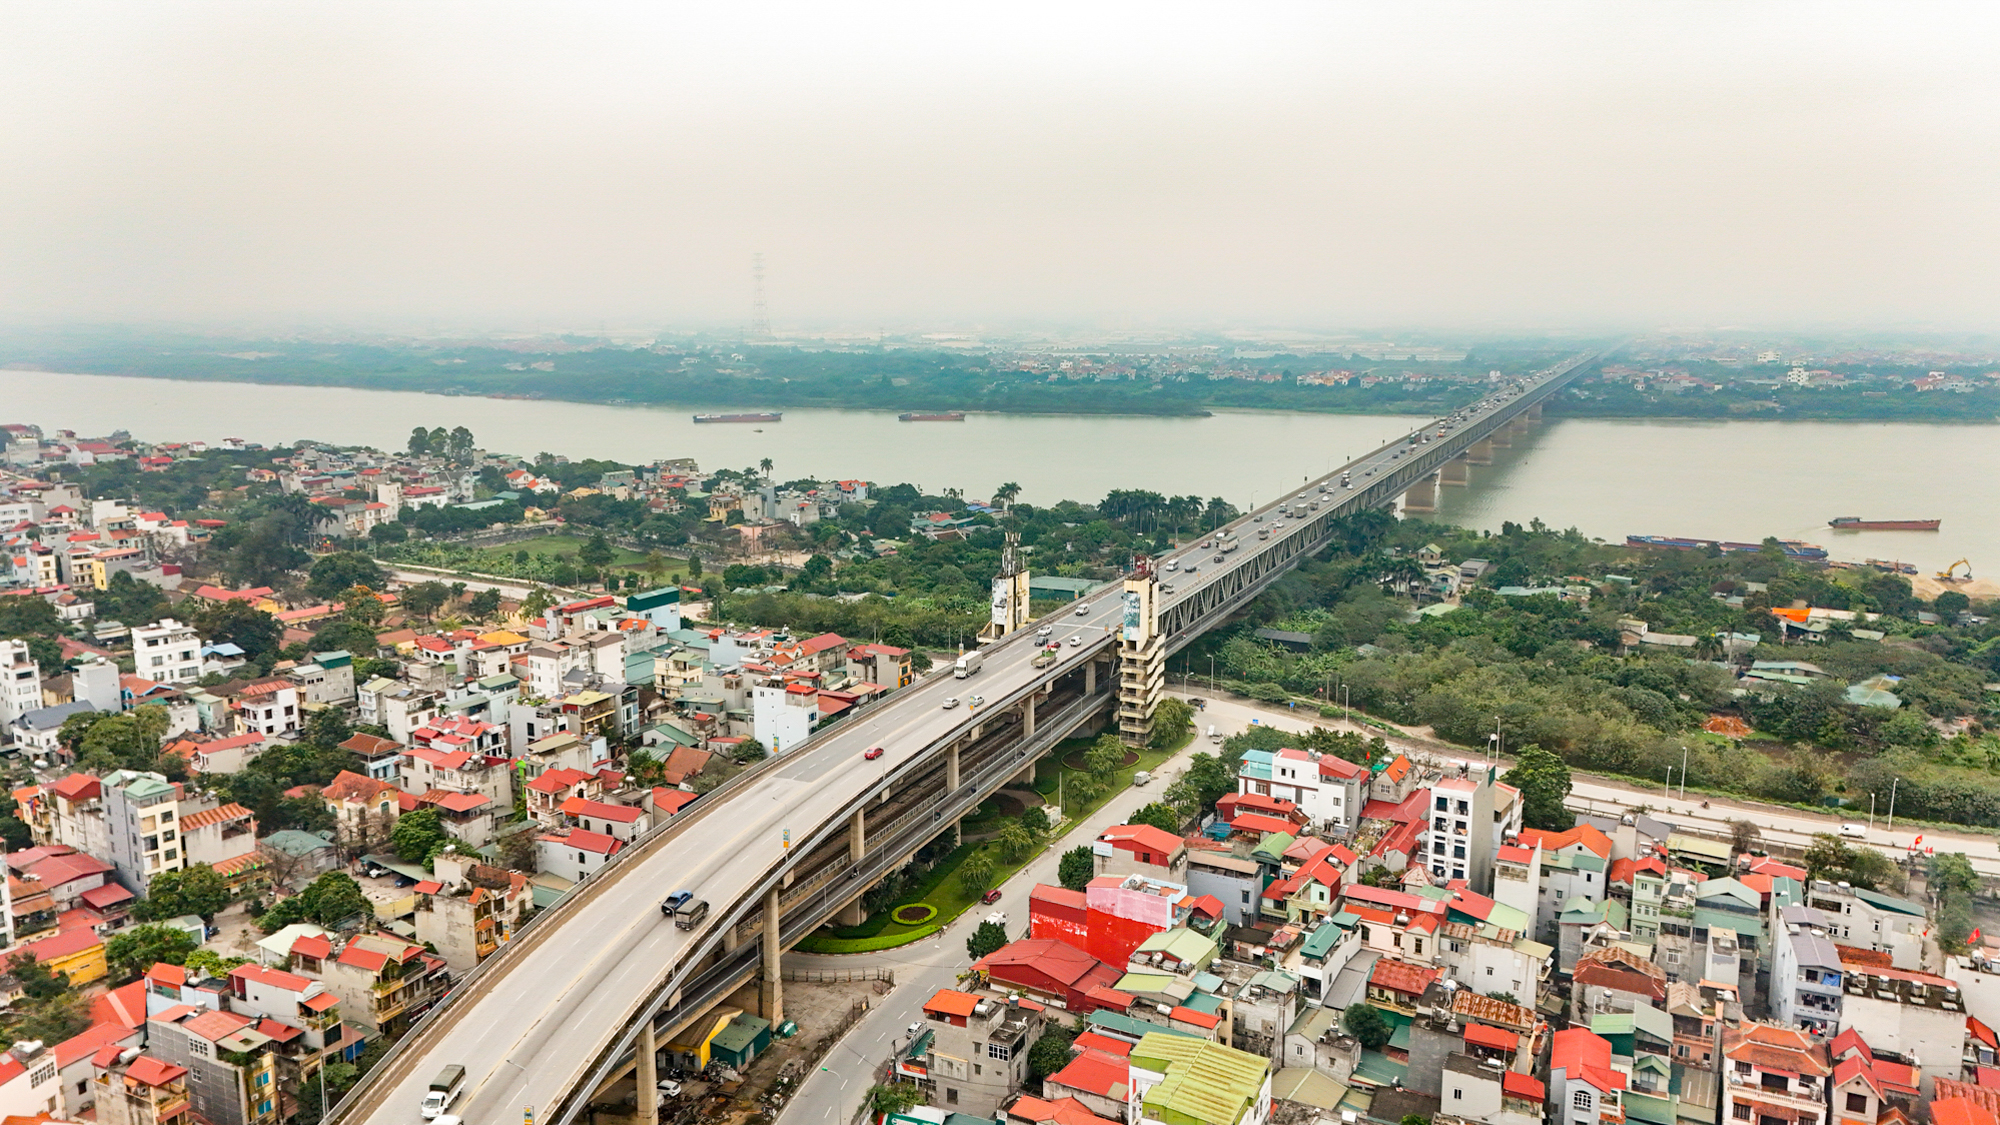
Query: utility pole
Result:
<box><xmin>1679</xmin><ymin>745</ymin><xmax>1689</xmax><ymax>801</ymax></box>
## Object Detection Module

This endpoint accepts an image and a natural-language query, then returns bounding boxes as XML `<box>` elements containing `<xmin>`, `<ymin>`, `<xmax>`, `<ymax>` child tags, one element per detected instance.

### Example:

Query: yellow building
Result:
<box><xmin>19</xmin><ymin>926</ymin><xmax>108</xmax><ymax>985</ymax></box>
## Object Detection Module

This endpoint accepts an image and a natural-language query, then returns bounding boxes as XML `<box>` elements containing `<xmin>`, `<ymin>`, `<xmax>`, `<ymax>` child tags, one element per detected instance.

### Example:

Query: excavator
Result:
<box><xmin>1937</xmin><ymin>558</ymin><xmax>1973</xmax><ymax>582</ymax></box>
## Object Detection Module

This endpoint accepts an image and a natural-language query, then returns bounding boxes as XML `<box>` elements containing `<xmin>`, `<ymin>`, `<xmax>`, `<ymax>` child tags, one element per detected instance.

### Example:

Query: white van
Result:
<box><xmin>1207</xmin><ymin>725</ymin><xmax>1220</xmax><ymax>742</ymax></box>
<box><xmin>1838</xmin><ymin>823</ymin><xmax>1867</xmax><ymax>839</ymax></box>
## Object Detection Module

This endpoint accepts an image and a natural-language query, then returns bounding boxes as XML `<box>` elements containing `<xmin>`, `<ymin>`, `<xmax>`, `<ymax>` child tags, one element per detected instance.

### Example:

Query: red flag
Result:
<box><xmin>1972</xmin><ymin>928</ymin><xmax>1982</xmax><ymax>944</ymax></box>
<box><xmin>1914</xmin><ymin>834</ymin><xmax>1924</xmax><ymax>847</ymax></box>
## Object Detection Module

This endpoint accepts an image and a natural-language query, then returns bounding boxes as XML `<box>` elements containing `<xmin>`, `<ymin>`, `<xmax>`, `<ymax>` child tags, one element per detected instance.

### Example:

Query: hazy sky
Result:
<box><xmin>4</xmin><ymin>3</ymin><xmax>1998</xmax><ymax>333</ymax></box>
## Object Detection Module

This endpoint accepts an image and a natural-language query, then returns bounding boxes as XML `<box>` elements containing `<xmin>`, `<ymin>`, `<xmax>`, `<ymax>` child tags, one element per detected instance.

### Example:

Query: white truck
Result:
<box><xmin>954</xmin><ymin>651</ymin><xmax>983</xmax><ymax>679</ymax></box>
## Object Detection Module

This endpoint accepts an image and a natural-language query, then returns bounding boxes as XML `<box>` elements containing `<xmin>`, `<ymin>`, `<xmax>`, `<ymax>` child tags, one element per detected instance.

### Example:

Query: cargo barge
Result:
<box><xmin>1626</xmin><ymin>534</ymin><xmax>1829</xmax><ymax>560</ymax></box>
<box><xmin>692</xmin><ymin>412</ymin><xmax>782</xmax><ymax>424</ymax></box>
<box><xmin>1828</xmin><ymin>517</ymin><xmax>1941</xmax><ymax>531</ymax></box>
<box><xmin>898</xmin><ymin>411</ymin><xmax>966</xmax><ymax>422</ymax></box>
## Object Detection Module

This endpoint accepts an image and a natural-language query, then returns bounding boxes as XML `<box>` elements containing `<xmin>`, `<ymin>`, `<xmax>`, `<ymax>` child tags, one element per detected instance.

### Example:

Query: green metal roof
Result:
<box><xmin>1137</xmin><ymin>927</ymin><xmax>1220</xmax><ymax>968</ymax></box>
<box><xmin>1131</xmin><ymin>1033</ymin><xmax>1270</xmax><ymax>1125</ymax></box>
<box><xmin>1852</xmin><ymin>887</ymin><xmax>1926</xmax><ymax>916</ymax></box>
<box><xmin>1300</xmin><ymin>922</ymin><xmax>1344</xmax><ymax>960</ymax></box>
<box><xmin>1351</xmin><ymin>1050</ymin><xmax>1407</xmax><ymax>1087</ymax></box>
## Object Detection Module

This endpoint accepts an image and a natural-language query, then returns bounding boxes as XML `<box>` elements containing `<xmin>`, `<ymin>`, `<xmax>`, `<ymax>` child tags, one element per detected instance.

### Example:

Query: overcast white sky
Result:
<box><xmin>3</xmin><ymin>3</ymin><xmax>1997</xmax><ymax>334</ymax></box>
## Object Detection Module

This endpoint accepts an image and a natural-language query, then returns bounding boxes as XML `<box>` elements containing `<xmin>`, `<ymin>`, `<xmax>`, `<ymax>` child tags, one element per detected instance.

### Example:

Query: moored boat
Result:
<box><xmin>1828</xmin><ymin>517</ymin><xmax>1941</xmax><ymax>531</ymax></box>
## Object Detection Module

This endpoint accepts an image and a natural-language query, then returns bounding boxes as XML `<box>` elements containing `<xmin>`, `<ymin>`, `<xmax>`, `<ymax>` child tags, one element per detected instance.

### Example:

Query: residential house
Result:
<box><xmin>0</xmin><ymin>1039</ymin><xmax>64</xmax><ymax>1119</ymax></box>
<box><xmin>1549</xmin><ymin>1028</ymin><xmax>1627</xmax><ymax>1125</ymax></box>
<box><xmin>918</xmin><ymin>989</ymin><xmax>1044</xmax><ymax>1117</ymax></box>
<box><xmin>144</xmin><ymin>1007</ymin><xmax>283</xmax><ymax>1125</ymax></box>
<box><xmin>318</xmin><ymin>771</ymin><xmax>400</xmax><ymax>854</ymax></box>
<box><xmin>1094</xmin><ymin>825</ymin><xmax>1188</xmax><ymax>883</ymax></box>
<box><xmin>92</xmin><ymin>1052</ymin><xmax>193</xmax><ymax>1125</ymax></box>
<box><xmin>973</xmin><ymin>939</ymin><xmax>1123</xmax><ymax>1014</ymax></box>
<box><xmin>537</xmin><ymin>829</ymin><xmax>621</xmax><ymax>885</ymax></box>
<box><xmin>413</xmin><ymin>853</ymin><xmax>535</xmax><ymax>975</ymax></box>
<box><xmin>1721</xmin><ymin>1022</ymin><xmax>1829</xmax><ymax>1125</ymax></box>
<box><xmin>101</xmin><ymin>770</ymin><xmax>184</xmax><ymax>892</ymax></box>
<box><xmin>131</xmin><ymin>620</ymin><xmax>201</xmax><ymax>685</ymax></box>
<box><xmin>300</xmin><ymin>934</ymin><xmax>445</xmax><ymax>1036</ymax></box>
<box><xmin>1831</xmin><ymin>947</ymin><xmax>1963</xmax><ymax>1095</ymax></box>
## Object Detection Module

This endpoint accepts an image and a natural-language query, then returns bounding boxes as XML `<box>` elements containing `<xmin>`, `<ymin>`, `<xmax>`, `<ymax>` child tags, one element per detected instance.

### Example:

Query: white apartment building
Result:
<box><xmin>132</xmin><ymin>619</ymin><xmax>202</xmax><ymax>684</ymax></box>
<box><xmin>0</xmin><ymin>639</ymin><xmax>41</xmax><ymax>730</ymax></box>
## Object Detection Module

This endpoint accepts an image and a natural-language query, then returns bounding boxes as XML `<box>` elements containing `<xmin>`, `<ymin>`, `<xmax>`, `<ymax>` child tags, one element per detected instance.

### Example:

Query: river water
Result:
<box><xmin>3</xmin><ymin>370</ymin><xmax>1994</xmax><ymax>574</ymax></box>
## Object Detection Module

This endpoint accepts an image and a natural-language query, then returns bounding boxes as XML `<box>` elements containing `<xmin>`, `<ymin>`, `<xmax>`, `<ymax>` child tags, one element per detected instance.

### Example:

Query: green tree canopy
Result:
<box><xmin>966</xmin><ymin>920</ymin><xmax>1009</xmax><ymax>961</ymax></box>
<box><xmin>391</xmin><ymin>808</ymin><xmax>447</xmax><ymax>864</ymax></box>
<box><xmin>256</xmin><ymin>871</ymin><xmax>373</xmax><ymax>934</ymax></box>
<box><xmin>1129</xmin><ymin>803</ymin><xmax>1182</xmax><ymax>833</ymax></box>
<box><xmin>1027</xmin><ymin>1026</ymin><xmax>1075</xmax><ymax>1080</ymax></box>
<box><xmin>106</xmin><ymin>924</ymin><xmax>200</xmax><ymax>983</ymax></box>
<box><xmin>1502</xmin><ymin>745</ymin><xmax>1574</xmax><ymax>831</ymax></box>
<box><xmin>1058</xmin><ymin>846</ymin><xmax>1095</xmax><ymax>891</ymax></box>
<box><xmin>308</xmin><ymin>552</ymin><xmax>388</xmax><ymax>600</ymax></box>
<box><xmin>1344</xmin><ymin>1003</ymin><xmax>1392</xmax><ymax>1049</ymax></box>
<box><xmin>134</xmin><ymin>864</ymin><xmax>233</xmax><ymax>924</ymax></box>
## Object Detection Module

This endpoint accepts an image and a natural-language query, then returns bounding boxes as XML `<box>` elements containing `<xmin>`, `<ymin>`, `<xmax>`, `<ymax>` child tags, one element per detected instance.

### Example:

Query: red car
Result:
<box><xmin>865</xmin><ymin>747</ymin><xmax>885</xmax><ymax>760</ymax></box>
<box><xmin>981</xmin><ymin>889</ymin><xmax>1003</xmax><ymax>905</ymax></box>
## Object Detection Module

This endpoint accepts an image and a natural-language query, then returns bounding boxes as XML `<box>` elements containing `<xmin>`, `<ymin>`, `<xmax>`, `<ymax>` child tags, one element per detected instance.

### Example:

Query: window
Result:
<box><xmin>191</xmin><ymin>1041</ymin><xmax>210</xmax><ymax>1058</ymax></box>
<box><xmin>1242</xmin><ymin>890</ymin><xmax>1251</xmax><ymax>904</ymax></box>
<box><xmin>1452</xmin><ymin>1089</ymin><xmax>1463</xmax><ymax>1101</ymax></box>
<box><xmin>1572</xmin><ymin>1091</ymin><xmax>1592</xmax><ymax>1111</ymax></box>
<box><xmin>1846</xmin><ymin>1094</ymin><xmax>1868</xmax><ymax>1113</ymax></box>
<box><xmin>258</xmin><ymin>1073</ymin><xmax>270</xmax><ymax>1087</ymax></box>
<box><xmin>945</xmin><ymin>1090</ymin><xmax>958</xmax><ymax>1106</ymax></box>
<box><xmin>973</xmin><ymin>1064</ymin><xmax>981</xmax><ymax>1076</ymax></box>
<box><xmin>987</xmin><ymin>1043</ymin><xmax>1011</xmax><ymax>1061</ymax></box>
<box><xmin>1732</xmin><ymin>1105</ymin><xmax>1750</xmax><ymax>1122</ymax></box>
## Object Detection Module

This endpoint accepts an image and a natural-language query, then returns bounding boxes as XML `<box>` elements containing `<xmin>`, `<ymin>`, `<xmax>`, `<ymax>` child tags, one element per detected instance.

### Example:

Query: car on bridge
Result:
<box><xmin>942</xmin><ymin>696</ymin><xmax>961</xmax><ymax>709</ymax></box>
<box><xmin>1068</xmin><ymin>635</ymin><xmax>1083</xmax><ymax>646</ymax></box>
<box><xmin>865</xmin><ymin>746</ymin><xmax>885</xmax><ymax>760</ymax></box>
<box><xmin>659</xmin><ymin>890</ymin><xmax>694</xmax><ymax>917</ymax></box>
<box><xmin>1074</xmin><ymin>604</ymin><xmax>1089</xmax><ymax>615</ymax></box>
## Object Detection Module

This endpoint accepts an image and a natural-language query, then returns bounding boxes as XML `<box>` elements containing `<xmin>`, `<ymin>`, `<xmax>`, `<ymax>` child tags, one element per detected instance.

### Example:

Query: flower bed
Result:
<box><xmin>891</xmin><ymin>903</ymin><xmax>937</xmax><ymax>926</ymax></box>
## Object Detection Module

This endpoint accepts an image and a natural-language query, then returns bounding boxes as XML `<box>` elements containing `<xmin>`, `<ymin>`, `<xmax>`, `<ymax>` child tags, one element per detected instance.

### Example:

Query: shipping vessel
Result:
<box><xmin>692</xmin><ymin>412</ymin><xmax>782</xmax><ymax>424</ymax></box>
<box><xmin>1865</xmin><ymin>559</ymin><xmax>1921</xmax><ymax>575</ymax></box>
<box><xmin>1626</xmin><ymin>534</ymin><xmax>1829</xmax><ymax>561</ymax></box>
<box><xmin>898</xmin><ymin>411</ymin><xmax>966</xmax><ymax>422</ymax></box>
<box><xmin>1828</xmin><ymin>517</ymin><xmax>1941</xmax><ymax>531</ymax></box>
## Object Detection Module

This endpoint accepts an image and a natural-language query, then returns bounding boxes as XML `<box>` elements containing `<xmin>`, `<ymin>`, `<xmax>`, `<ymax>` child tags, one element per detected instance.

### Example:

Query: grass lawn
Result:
<box><xmin>1033</xmin><ymin>728</ymin><xmax>1193</xmax><ymax>822</ymax></box>
<box><xmin>460</xmin><ymin>534</ymin><xmax>683</xmax><ymax>574</ymax></box>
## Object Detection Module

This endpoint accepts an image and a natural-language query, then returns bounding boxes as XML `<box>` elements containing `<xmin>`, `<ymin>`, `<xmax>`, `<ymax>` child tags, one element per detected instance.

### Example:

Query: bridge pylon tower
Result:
<box><xmin>1115</xmin><ymin>563</ymin><xmax>1165</xmax><ymax>747</ymax></box>
<box><xmin>979</xmin><ymin>531</ymin><xmax>1032</xmax><ymax>642</ymax></box>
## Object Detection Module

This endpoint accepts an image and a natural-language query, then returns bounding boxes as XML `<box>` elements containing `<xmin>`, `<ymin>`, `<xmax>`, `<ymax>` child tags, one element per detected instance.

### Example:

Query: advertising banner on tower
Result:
<box><xmin>1122</xmin><ymin>589</ymin><xmax>1143</xmax><ymax>642</ymax></box>
<box><xmin>990</xmin><ymin>580</ymin><xmax>1011</xmax><ymax>627</ymax></box>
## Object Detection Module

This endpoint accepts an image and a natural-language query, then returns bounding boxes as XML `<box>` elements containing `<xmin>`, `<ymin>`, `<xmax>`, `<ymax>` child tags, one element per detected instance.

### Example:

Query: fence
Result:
<box><xmin>781</xmin><ymin>967</ymin><xmax>895</xmax><ymax>984</ymax></box>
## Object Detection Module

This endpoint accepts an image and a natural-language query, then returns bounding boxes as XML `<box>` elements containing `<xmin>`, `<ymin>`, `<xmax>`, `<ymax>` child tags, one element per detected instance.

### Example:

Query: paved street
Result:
<box><xmin>779</xmin><ymin>729</ymin><xmax>1218</xmax><ymax>1125</ymax></box>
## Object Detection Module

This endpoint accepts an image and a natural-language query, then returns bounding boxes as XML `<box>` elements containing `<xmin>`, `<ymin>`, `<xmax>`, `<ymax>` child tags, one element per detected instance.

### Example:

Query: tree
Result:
<box><xmin>257</xmin><ymin>871</ymin><xmax>373</xmax><ymax>933</ymax></box>
<box><xmin>1502</xmin><ymin>745</ymin><xmax>1573</xmax><ymax>832</ymax></box>
<box><xmin>966</xmin><ymin>919</ymin><xmax>1009</xmax><ymax>960</ymax></box>
<box><xmin>402</xmin><ymin>581</ymin><xmax>451</xmax><ymax>622</ymax></box>
<box><xmin>1084</xmin><ymin>734</ymin><xmax>1126</xmax><ymax>782</ymax></box>
<box><xmin>14</xmin><ymin>992</ymin><xmax>89</xmax><ymax>1047</ymax></box>
<box><xmin>1058</xmin><ymin>846</ymin><xmax>1095</xmax><ymax>891</ymax></box>
<box><xmin>8</xmin><ymin>953</ymin><xmax>64</xmax><ymax>1002</ymax></box>
<box><xmin>997</xmin><ymin>821</ymin><xmax>1036</xmax><ymax>862</ymax></box>
<box><xmin>391</xmin><ymin>808</ymin><xmax>448</xmax><ymax>863</ymax></box>
<box><xmin>1130</xmin><ymin>802</ymin><xmax>1182</xmax><ymax>833</ymax></box>
<box><xmin>1728</xmin><ymin>818</ymin><xmax>1761</xmax><ymax>855</ymax></box>
<box><xmin>498</xmin><ymin>825</ymin><xmax>539</xmax><ymax>873</ymax></box>
<box><xmin>1020</xmin><ymin>806</ymin><xmax>1051</xmax><ymax>836</ymax></box>
<box><xmin>308</xmin><ymin>553</ymin><xmax>388</xmax><ymax>600</ymax></box>
<box><xmin>191</xmin><ymin>599</ymin><xmax>285</xmax><ymax>664</ymax></box>
<box><xmin>106</xmin><ymin>924</ymin><xmax>200</xmax><ymax>982</ymax></box>
<box><xmin>134</xmin><ymin>864</ymin><xmax>233</xmax><ymax>924</ymax></box>
<box><xmin>1936</xmin><ymin>590</ymin><xmax>1972</xmax><ymax>618</ymax></box>
<box><xmin>578</xmin><ymin>533</ymin><xmax>614</xmax><ymax>569</ymax></box>
<box><xmin>1344</xmin><ymin>1004</ymin><xmax>1392</xmax><ymax>1049</ymax></box>
<box><xmin>468</xmin><ymin>588</ymin><xmax>503</xmax><ymax>620</ymax></box>
<box><xmin>731</xmin><ymin>738</ymin><xmax>769</xmax><ymax>764</ymax></box>
<box><xmin>867</xmin><ymin>1084</ymin><xmax>925</xmax><ymax>1118</ymax></box>
<box><xmin>1803</xmin><ymin>834</ymin><xmax>1854</xmax><ymax>884</ymax></box>
<box><xmin>1027</xmin><ymin>1026</ymin><xmax>1075</xmax><ymax>1080</ymax></box>
<box><xmin>1150</xmin><ymin>697</ymin><xmax>1195</xmax><ymax>748</ymax></box>
<box><xmin>957</xmin><ymin>850</ymin><xmax>996</xmax><ymax>892</ymax></box>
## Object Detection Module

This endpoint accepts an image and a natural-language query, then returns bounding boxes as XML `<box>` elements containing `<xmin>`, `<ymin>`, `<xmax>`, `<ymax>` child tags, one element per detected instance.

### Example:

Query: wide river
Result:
<box><xmin>3</xmin><ymin>370</ymin><xmax>1994</xmax><ymax>574</ymax></box>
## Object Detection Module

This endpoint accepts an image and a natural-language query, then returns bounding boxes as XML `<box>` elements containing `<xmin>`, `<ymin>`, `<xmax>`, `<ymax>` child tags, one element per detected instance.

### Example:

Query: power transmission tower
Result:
<box><xmin>750</xmin><ymin>253</ymin><xmax>771</xmax><ymax>337</ymax></box>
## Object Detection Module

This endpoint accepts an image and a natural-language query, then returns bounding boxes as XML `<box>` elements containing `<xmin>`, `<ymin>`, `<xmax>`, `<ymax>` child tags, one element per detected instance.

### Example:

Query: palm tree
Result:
<box><xmin>994</xmin><ymin>482</ymin><xmax>1022</xmax><ymax>510</ymax></box>
<box><xmin>758</xmin><ymin>457</ymin><xmax>773</xmax><ymax>482</ymax></box>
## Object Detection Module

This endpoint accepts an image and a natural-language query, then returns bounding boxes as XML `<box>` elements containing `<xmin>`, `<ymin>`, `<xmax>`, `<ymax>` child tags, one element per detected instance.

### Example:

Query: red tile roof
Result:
<box><xmin>124</xmin><ymin>1055</ymin><xmax>188</xmax><ymax>1088</ymax></box>
<box><xmin>1369</xmin><ymin>958</ymin><xmax>1439</xmax><ymax>996</ymax></box>
<box><xmin>1502</xmin><ymin>1071</ymin><xmax>1546</xmax><ymax>1101</ymax></box>
<box><xmin>1464</xmin><ymin>1022</ymin><xmax>1519</xmax><ymax>1051</ymax></box>
<box><xmin>1048</xmin><ymin>1049</ymin><xmax>1130</xmax><ymax>1099</ymax></box>
<box><xmin>179</xmin><ymin>802</ymin><xmax>254</xmax><ymax>831</ymax></box>
<box><xmin>923</xmin><ymin>990</ymin><xmax>979</xmax><ymax>1018</ymax></box>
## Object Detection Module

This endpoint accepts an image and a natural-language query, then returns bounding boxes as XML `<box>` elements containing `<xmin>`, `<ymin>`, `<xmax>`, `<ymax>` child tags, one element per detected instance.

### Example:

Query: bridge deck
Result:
<box><xmin>329</xmin><ymin>352</ymin><xmax>1597</xmax><ymax>1125</ymax></box>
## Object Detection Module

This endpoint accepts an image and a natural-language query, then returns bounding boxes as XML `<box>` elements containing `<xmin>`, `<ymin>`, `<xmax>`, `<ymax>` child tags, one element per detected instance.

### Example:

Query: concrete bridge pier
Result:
<box><xmin>636</xmin><ymin>1022</ymin><xmax>658</xmax><ymax>1125</ymax></box>
<box><xmin>1022</xmin><ymin>695</ymin><xmax>1036</xmax><ymax>739</ymax></box>
<box><xmin>1528</xmin><ymin>403</ymin><xmax>1543</xmax><ymax>421</ymax></box>
<box><xmin>1403</xmin><ymin>473</ymin><xmax>1439</xmax><ymax>513</ymax></box>
<box><xmin>759</xmin><ymin>887</ymin><xmax>783</xmax><ymax>1024</ymax></box>
<box><xmin>946</xmin><ymin>743</ymin><xmax>960</xmax><ymax>791</ymax></box>
<box><xmin>1440</xmin><ymin>456</ymin><xmax>1470</xmax><ymax>486</ymax></box>
<box><xmin>1084</xmin><ymin>659</ymin><xmax>1096</xmax><ymax>696</ymax></box>
<box><xmin>1487</xmin><ymin>428</ymin><xmax>1512</xmax><ymax>448</ymax></box>
<box><xmin>849</xmin><ymin>808</ymin><xmax>865</xmax><ymax>862</ymax></box>
<box><xmin>1508</xmin><ymin>415</ymin><xmax>1532</xmax><ymax>436</ymax></box>
<box><xmin>1467</xmin><ymin>439</ymin><xmax>1495</xmax><ymax>465</ymax></box>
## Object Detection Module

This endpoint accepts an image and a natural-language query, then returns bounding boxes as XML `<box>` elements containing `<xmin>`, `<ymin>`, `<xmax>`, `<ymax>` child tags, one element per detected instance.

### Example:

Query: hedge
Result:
<box><xmin>795</xmin><ymin>924</ymin><xmax>939</xmax><ymax>954</ymax></box>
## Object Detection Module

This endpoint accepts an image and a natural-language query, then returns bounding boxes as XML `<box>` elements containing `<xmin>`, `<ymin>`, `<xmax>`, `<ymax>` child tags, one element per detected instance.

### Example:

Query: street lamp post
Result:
<box><xmin>1679</xmin><ymin>745</ymin><xmax>1689</xmax><ymax>801</ymax></box>
<box><xmin>1664</xmin><ymin>766</ymin><xmax>1676</xmax><ymax>799</ymax></box>
<box><xmin>1887</xmin><ymin>777</ymin><xmax>1900</xmax><ymax>833</ymax></box>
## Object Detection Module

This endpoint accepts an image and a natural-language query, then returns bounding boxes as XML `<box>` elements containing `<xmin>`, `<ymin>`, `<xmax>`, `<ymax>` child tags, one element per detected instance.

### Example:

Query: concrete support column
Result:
<box><xmin>849</xmin><ymin>808</ymin><xmax>865</xmax><ymax>863</ymax></box>
<box><xmin>636</xmin><ymin>1020</ymin><xmax>659</xmax><ymax>1125</ymax></box>
<box><xmin>947</xmin><ymin>743</ymin><xmax>960</xmax><ymax>792</ymax></box>
<box><xmin>1508</xmin><ymin>416</ymin><xmax>1531</xmax><ymax>435</ymax></box>
<box><xmin>836</xmin><ymin>898</ymin><xmax>867</xmax><ymax>927</ymax></box>
<box><xmin>1468</xmin><ymin>439</ymin><xmax>1495</xmax><ymax>465</ymax></box>
<box><xmin>1528</xmin><ymin>403</ymin><xmax>1543</xmax><ymax>421</ymax></box>
<box><xmin>1487</xmin><ymin>428</ymin><xmax>1512</xmax><ymax>447</ymax></box>
<box><xmin>760</xmin><ymin>887</ymin><xmax>783</xmax><ymax>1024</ymax></box>
<box><xmin>1023</xmin><ymin>695</ymin><xmax>1036</xmax><ymax>739</ymax></box>
<box><xmin>1084</xmin><ymin>659</ymin><xmax>1097</xmax><ymax>696</ymax></box>
<box><xmin>1440</xmin><ymin>456</ymin><xmax>1470</xmax><ymax>486</ymax></box>
<box><xmin>1403</xmin><ymin>473</ymin><xmax>1438</xmax><ymax>514</ymax></box>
